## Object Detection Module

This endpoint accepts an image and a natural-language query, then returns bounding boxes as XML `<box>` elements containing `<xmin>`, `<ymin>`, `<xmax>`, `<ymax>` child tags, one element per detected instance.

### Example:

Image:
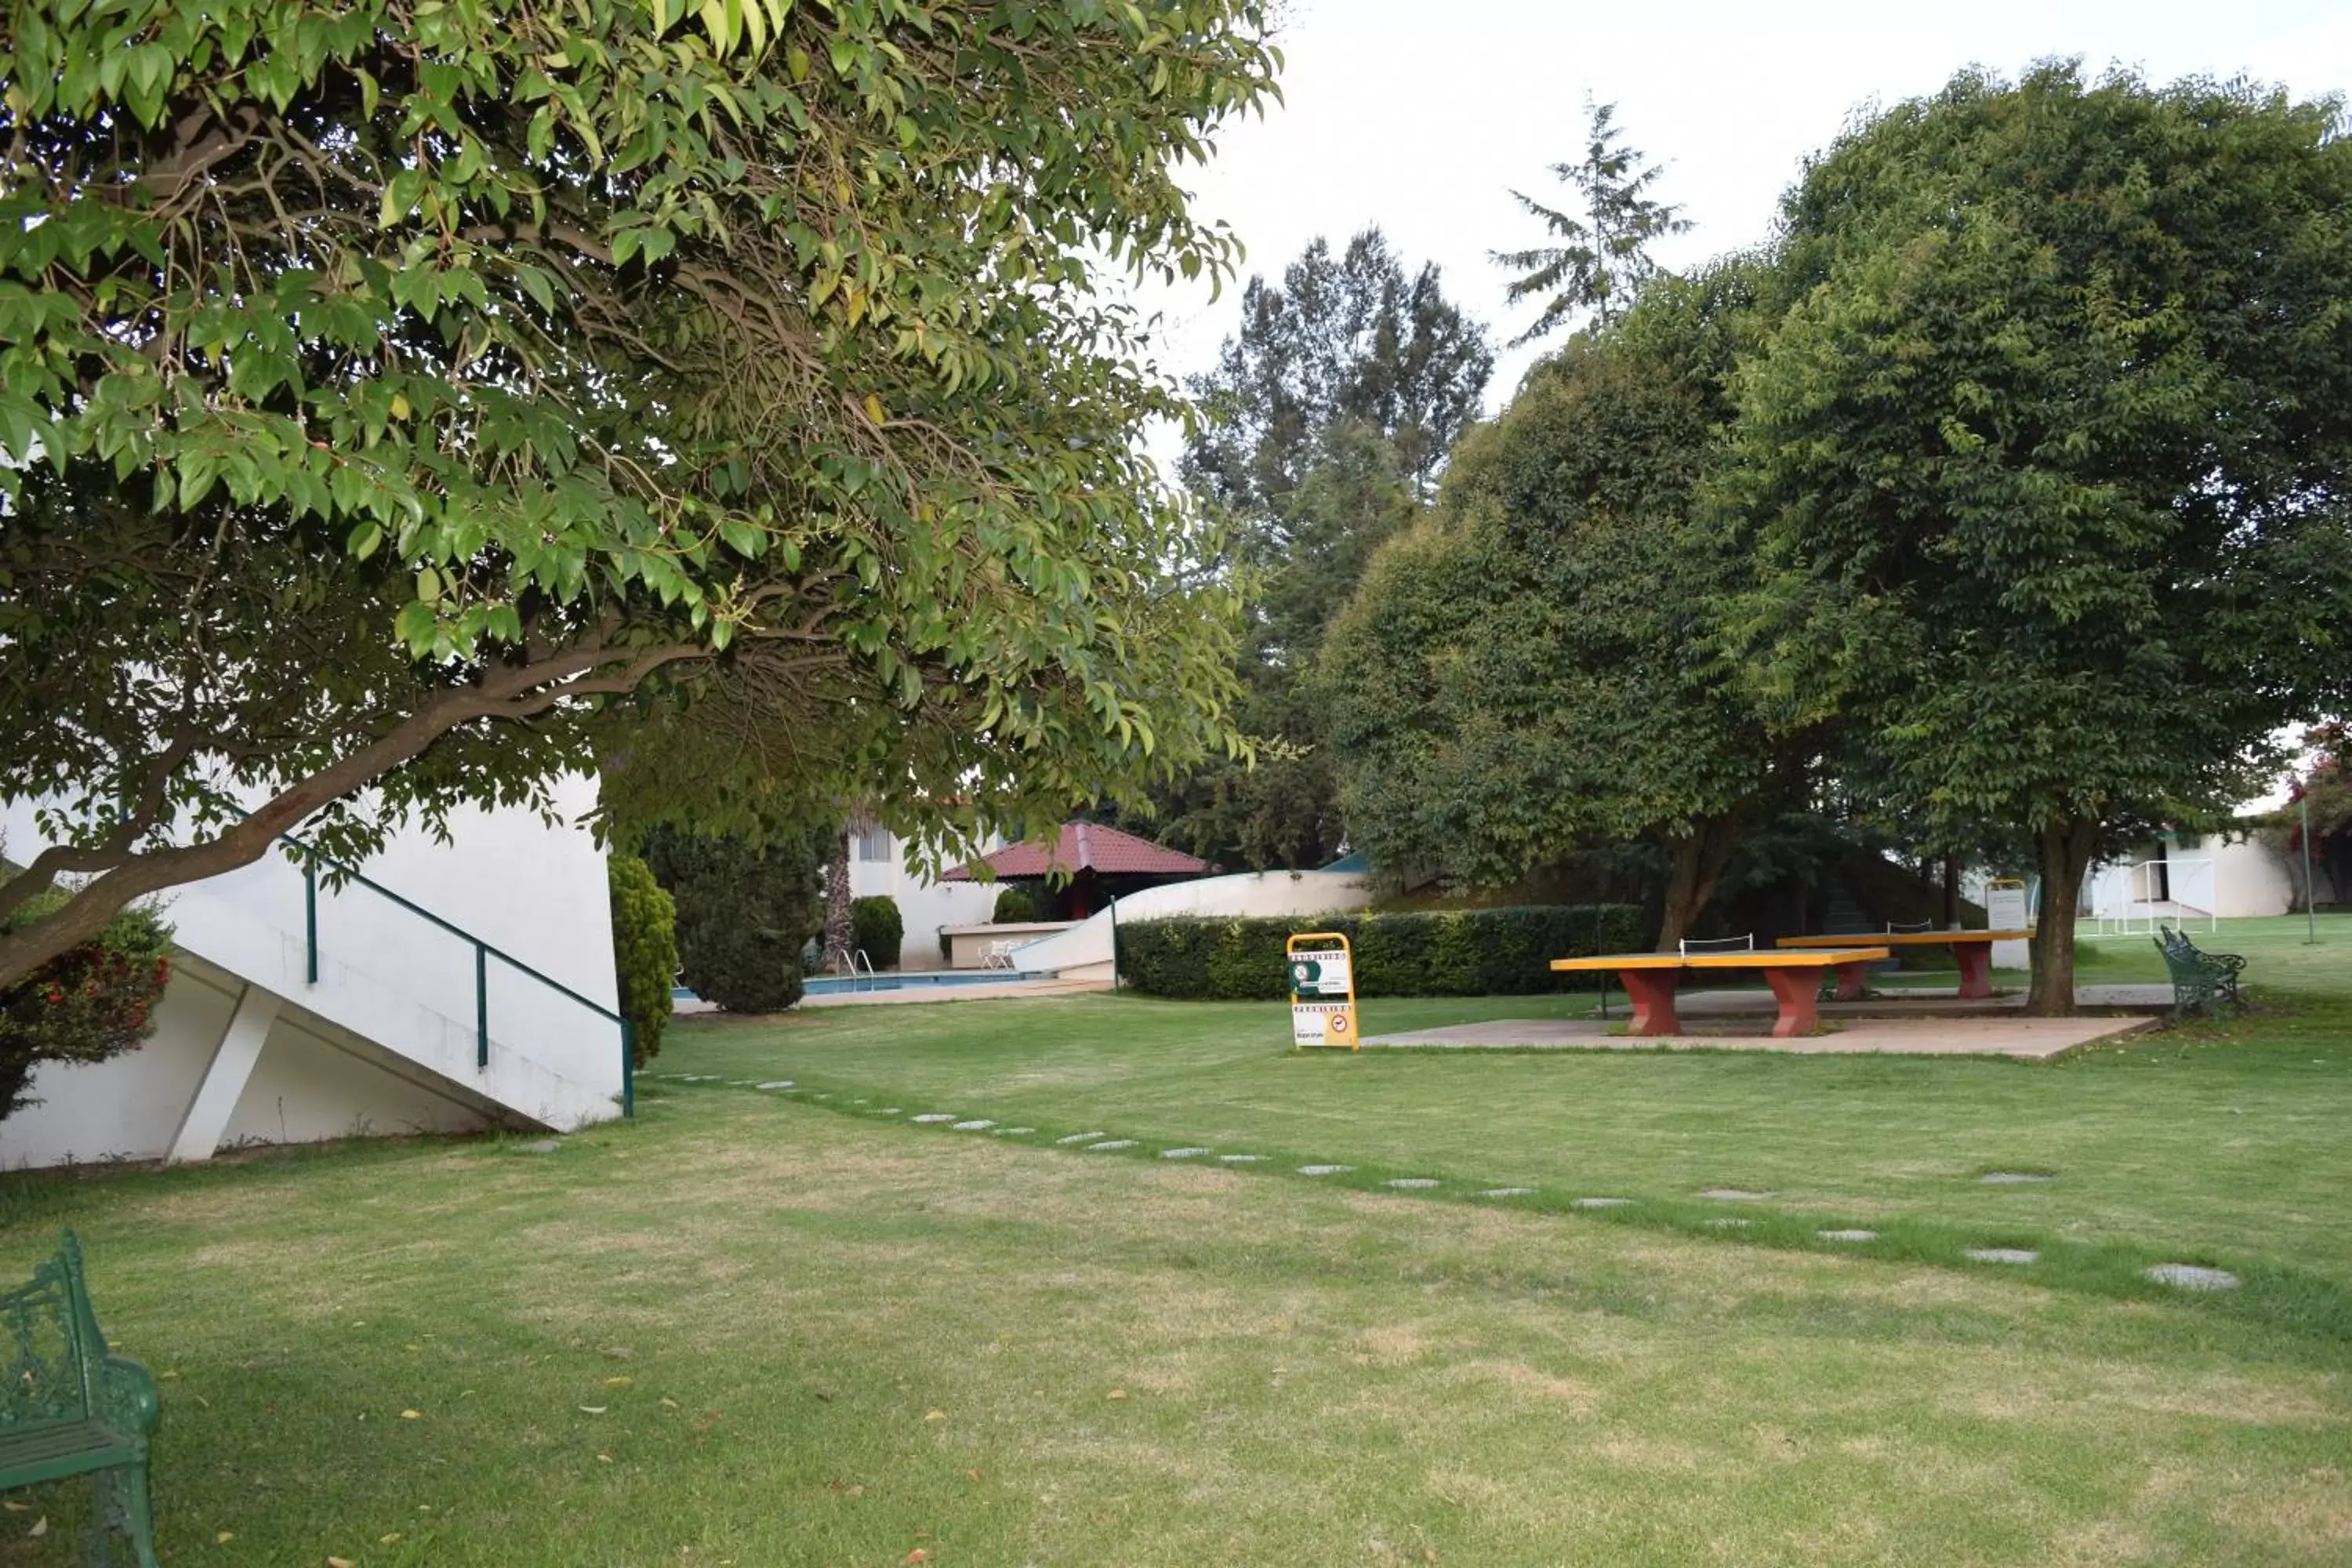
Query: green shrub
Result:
<box><xmin>851</xmin><ymin>895</ymin><xmax>904</xmax><ymax>968</ymax></box>
<box><xmin>1116</xmin><ymin>905</ymin><xmax>1644</xmax><ymax>1000</ymax></box>
<box><xmin>607</xmin><ymin>855</ymin><xmax>677</xmax><ymax>1066</ymax></box>
<box><xmin>990</xmin><ymin>886</ymin><xmax>1038</xmax><ymax>924</ymax></box>
<box><xmin>0</xmin><ymin>887</ymin><xmax>174</xmax><ymax>1123</ymax></box>
<box><xmin>643</xmin><ymin>828</ymin><xmax>824</xmax><ymax>1014</ymax></box>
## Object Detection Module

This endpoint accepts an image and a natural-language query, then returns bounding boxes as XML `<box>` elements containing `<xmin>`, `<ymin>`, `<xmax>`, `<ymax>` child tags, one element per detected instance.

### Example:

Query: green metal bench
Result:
<box><xmin>2152</xmin><ymin>927</ymin><xmax>2245</xmax><ymax>1020</ymax></box>
<box><xmin>0</xmin><ymin>1234</ymin><xmax>160</xmax><ymax>1566</ymax></box>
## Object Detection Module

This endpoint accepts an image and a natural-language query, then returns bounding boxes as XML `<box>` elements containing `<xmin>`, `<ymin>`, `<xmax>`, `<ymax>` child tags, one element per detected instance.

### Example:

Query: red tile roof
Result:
<box><xmin>943</xmin><ymin>822</ymin><xmax>1208</xmax><ymax>880</ymax></box>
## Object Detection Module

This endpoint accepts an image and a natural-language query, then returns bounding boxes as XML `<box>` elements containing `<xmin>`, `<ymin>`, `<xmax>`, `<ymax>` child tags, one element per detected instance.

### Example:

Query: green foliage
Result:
<box><xmin>0</xmin><ymin>0</ymin><xmax>1281</xmax><ymax>988</ymax></box>
<box><xmin>1117</xmin><ymin>906</ymin><xmax>1642</xmax><ymax>1000</ymax></box>
<box><xmin>850</xmin><ymin>896</ymin><xmax>904</xmax><ymax>969</ymax></box>
<box><xmin>642</xmin><ymin>829</ymin><xmax>822</xmax><ymax>1015</ymax></box>
<box><xmin>1495</xmin><ymin>100</ymin><xmax>1691</xmax><ymax>345</ymax></box>
<box><xmin>1139</xmin><ymin>232</ymin><xmax>1491</xmax><ymax>870</ymax></box>
<box><xmin>1733</xmin><ymin>64</ymin><xmax>2352</xmax><ymax>1004</ymax></box>
<box><xmin>0</xmin><ymin>887</ymin><xmax>173</xmax><ymax>1121</ymax></box>
<box><xmin>990</xmin><ymin>887</ymin><xmax>1039</xmax><ymax>924</ymax></box>
<box><xmin>1319</xmin><ymin>264</ymin><xmax>1786</xmax><ymax>946</ymax></box>
<box><xmin>606</xmin><ymin>855</ymin><xmax>677</xmax><ymax>1067</ymax></box>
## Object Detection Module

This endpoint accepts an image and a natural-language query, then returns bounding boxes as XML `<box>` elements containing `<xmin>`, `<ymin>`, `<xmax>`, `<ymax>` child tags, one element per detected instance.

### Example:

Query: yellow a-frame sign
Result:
<box><xmin>1286</xmin><ymin>932</ymin><xmax>1358</xmax><ymax>1049</ymax></box>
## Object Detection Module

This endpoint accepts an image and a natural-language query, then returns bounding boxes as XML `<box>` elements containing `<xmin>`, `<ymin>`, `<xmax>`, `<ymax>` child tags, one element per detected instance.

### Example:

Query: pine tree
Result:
<box><xmin>1495</xmin><ymin>101</ymin><xmax>1692</xmax><ymax>346</ymax></box>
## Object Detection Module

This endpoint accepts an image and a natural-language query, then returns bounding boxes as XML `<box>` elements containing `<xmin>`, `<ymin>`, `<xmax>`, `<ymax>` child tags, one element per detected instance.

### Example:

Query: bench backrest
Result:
<box><xmin>0</xmin><ymin>1233</ymin><xmax>97</xmax><ymax>1432</ymax></box>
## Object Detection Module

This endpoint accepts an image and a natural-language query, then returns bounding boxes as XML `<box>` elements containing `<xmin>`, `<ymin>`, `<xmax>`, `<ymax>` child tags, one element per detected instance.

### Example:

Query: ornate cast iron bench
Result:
<box><xmin>2152</xmin><ymin>927</ymin><xmax>2245</xmax><ymax>1020</ymax></box>
<box><xmin>0</xmin><ymin>1233</ymin><xmax>160</xmax><ymax>1566</ymax></box>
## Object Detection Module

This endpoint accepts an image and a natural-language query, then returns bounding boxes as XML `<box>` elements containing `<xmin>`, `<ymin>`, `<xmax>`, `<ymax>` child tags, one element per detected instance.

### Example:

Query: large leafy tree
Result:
<box><xmin>0</xmin><ymin>0</ymin><xmax>1279</xmax><ymax>986</ymax></box>
<box><xmin>1320</xmin><ymin>266</ymin><xmax>1790</xmax><ymax>947</ymax></box>
<box><xmin>1139</xmin><ymin>230</ymin><xmax>1491</xmax><ymax>869</ymax></box>
<box><xmin>1494</xmin><ymin>100</ymin><xmax>1690</xmax><ymax>347</ymax></box>
<box><xmin>1733</xmin><ymin>65</ymin><xmax>2352</xmax><ymax>1013</ymax></box>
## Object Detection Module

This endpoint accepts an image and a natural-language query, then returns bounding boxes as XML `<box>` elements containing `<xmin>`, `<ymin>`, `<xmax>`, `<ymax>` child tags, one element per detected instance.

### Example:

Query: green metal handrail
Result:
<box><xmin>289</xmin><ymin>838</ymin><xmax>633</xmax><ymax>1118</ymax></box>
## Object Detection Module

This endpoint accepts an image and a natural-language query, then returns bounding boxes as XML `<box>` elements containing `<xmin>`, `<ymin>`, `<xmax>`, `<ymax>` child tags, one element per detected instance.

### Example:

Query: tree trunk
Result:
<box><xmin>2027</xmin><ymin>817</ymin><xmax>2100</xmax><ymax>1017</ymax></box>
<box><xmin>1940</xmin><ymin>852</ymin><xmax>1960</xmax><ymax>928</ymax></box>
<box><xmin>822</xmin><ymin>829</ymin><xmax>854</xmax><ymax>972</ymax></box>
<box><xmin>1655</xmin><ymin>819</ymin><xmax>1738</xmax><ymax>953</ymax></box>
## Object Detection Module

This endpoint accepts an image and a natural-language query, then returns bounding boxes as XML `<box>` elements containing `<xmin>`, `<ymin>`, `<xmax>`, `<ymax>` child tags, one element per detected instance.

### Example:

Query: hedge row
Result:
<box><xmin>1116</xmin><ymin>905</ymin><xmax>1646</xmax><ymax>1000</ymax></box>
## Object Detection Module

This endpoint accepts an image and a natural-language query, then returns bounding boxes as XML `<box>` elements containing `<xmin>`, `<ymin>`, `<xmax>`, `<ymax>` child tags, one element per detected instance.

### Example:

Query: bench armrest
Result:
<box><xmin>93</xmin><ymin>1353</ymin><xmax>159</xmax><ymax>1439</ymax></box>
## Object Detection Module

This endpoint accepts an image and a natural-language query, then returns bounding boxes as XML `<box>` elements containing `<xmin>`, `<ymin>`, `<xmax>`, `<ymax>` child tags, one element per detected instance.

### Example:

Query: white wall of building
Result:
<box><xmin>845</xmin><ymin>826</ymin><xmax>1001</xmax><ymax>969</ymax></box>
<box><xmin>0</xmin><ymin>777</ymin><xmax>620</xmax><ymax>1169</ymax></box>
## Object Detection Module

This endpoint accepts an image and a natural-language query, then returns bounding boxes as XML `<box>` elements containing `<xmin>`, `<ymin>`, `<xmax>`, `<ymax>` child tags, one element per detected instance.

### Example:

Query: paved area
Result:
<box><xmin>1359</xmin><ymin>1011</ymin><xmax>2158</xmax><ymax>1060</ymax></box>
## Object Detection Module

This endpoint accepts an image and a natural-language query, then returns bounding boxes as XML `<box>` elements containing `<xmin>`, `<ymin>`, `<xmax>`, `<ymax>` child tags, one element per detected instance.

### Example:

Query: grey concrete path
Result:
<box><xmin>1360</xmin><ymin>1011</ymin><xmax>2157</xmax><ymax>1060</ymax></box>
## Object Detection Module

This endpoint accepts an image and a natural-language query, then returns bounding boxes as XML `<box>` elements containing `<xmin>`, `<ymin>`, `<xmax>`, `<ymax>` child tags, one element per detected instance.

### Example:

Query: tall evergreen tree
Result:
<box><xmin>1142</xmin><ymin>234</ymin><xmax>1492</xmax><ymax>869</ymax></box>
<box><xmin>1495</xmin><ymin>100</ymin><xmax>1691</xmax><ymax>346</ymax></box>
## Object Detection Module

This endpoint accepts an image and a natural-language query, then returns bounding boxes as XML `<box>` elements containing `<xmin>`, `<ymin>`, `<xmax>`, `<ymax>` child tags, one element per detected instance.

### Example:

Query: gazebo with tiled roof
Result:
<box><xmin>942</xmin><ymin>822</ymin><xmax>1209</xmax><ymax>919</ymax></box>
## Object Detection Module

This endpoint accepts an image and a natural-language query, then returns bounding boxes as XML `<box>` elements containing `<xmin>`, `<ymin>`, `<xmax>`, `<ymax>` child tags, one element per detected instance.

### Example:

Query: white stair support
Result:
<box><xmin>166</xmin><ymin>985</ymin><xmax>281</xmax><ymax>1163</ymax></box>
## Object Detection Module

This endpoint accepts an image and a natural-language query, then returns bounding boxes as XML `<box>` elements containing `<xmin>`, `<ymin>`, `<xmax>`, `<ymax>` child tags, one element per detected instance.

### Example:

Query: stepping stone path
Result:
<box><xmin>1979</xmin><ymin>1172</ymin><xmax>2055</xmax><ymax>1185</ymax></box>
<box><xmin>1475</xmin><ymin>1188</ymin><xmax>1534</xmax><ymax>1198</ymax></box>
<box><xmin>953</xmin><ymin>1120</ymin><xmax>995</xmax><ymax>1131</ymax></box>
<box><xmin>1298</xmin><ymin>1164</ymin><xmax>1352</xmax><ymax>1177</ymax></box>
<box><xmin>1700</xmin><ymin>1189</ymin><xmax>1771</xmax><ymax>1201</ymax></box>
<box><xmin>2145</xmin><ymin>1263</ymin><xmax>2239</xmax><ymax>1291</ymax></box>
<box><xmin>1965</xmin><ymin>1247</ymin><xmax>2039</xmax><ymax>1265</ymax></box>
<box><xmin>1383</xmin><ymin>1178</ymin><xmax>1440</xmax><ymax>1190</ymax></box>
<box><xmin>911</xmin><ymin>1113</ymin><xmax>958</xmax><ymax>1123</ymax></box>
<box><xmin>756</xmin><ymin>1081</ymin><xmax>794</xmax><ymax>1091</ymax></box>
<box><xmin>1055</xmin><ymin>1132</ymin><xmax>1107</xmax><ymax>1145</ymax></box>
<box><xmin>1818</xmin><ymin>1229</ymin><xmax>1878</xmax><ymax>1243</ymax></box>
<box><xmin>1087</xmin><ymin>1139</ymin><xmax>1138</xmax><ymax>1152</ymax></box>
<box><xmin>1160</xmin><ymin>1148</ymin><xmax>1210</xmax><ymax>1160</ymax></box>
<box><xmin>994</xmin><ymin>1127</ymin><xmax>1036</xmax><ymax>1137</ymax></box>
<box><xmin>1219</xmin><ymin>1154</ymin><xmax>1266</xmax><ymax>1164</ymax></box>
<box><xmin>878</xmin><ymin>1109</ymin><xmax>902</xmax><ymax>1116</ymax></box>
<box><xmin>1571</xmin><ymin>1197</ymin><xmax>1631</xmax><ymax>1210</ymax></box>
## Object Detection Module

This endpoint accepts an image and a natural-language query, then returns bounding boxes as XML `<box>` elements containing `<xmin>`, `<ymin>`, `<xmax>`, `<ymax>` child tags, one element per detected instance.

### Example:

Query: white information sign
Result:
<box><xmin>1986</xmin><ymin>882</ymin><xmax>2030</xmax><ymax>969</ymax></box>
<box><xmin>1286</xmin><ymin>939</ymin><xmax>1359</xmax><ymax>1048</ymax></box>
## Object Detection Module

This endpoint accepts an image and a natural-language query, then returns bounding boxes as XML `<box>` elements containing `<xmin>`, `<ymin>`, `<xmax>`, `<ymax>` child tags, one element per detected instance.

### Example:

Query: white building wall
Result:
<box><xmin>0</xmin><ymin>776</ymin><xmax>620</xmax><ymax>1169</ymax></box>
<box><xmin>846</xmin><ymin>829</ymin><xmax>1002</xmax><ymax>970</ymax></box>
<box><xmin>2209</xmin><ymin>836</ymin><xmax>2294</xmax><ymax>918</ymax></box>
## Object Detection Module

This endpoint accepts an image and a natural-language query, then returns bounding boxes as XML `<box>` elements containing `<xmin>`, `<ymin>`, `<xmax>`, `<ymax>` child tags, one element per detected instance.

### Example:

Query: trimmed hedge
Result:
<box><xmin>606</xmin><ymin>854</ymin><xmax>677</xmax><ymax>1065</ymax></box>
<box><xmin>990</xmin><ymin>886</ymin><xmax>1038</xmax><ymax>923</ymax></box>
<box><xmin>1117</xmin><ymin>905</ymin><xmax>1644</xmax><ymax>1000</ymax></box>
<box><xmin>851</xmin><ymin>895</ymin><xmax>903</xmax><ymax>968</ymax></box>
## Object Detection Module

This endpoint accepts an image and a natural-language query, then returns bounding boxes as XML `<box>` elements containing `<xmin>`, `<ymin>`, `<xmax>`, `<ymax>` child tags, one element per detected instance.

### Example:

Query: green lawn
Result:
<box><xmin>0</xmin><ymin>916</ymin><xmax>2347</xmax><ymax>1564</ymax></box>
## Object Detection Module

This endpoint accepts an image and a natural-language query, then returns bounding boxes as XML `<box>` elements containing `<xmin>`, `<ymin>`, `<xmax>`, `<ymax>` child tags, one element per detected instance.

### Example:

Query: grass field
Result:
<box><xmin>1</xmin><ymin>916</ymin><xmax>2347</xmax><ymax>1564</ymax></box>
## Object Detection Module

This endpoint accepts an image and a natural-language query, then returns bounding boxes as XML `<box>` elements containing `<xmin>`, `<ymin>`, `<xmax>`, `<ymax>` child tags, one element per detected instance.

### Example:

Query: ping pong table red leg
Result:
<box><xmin>1618</xmin><ymin>970</ymin><xmax>1682</xmax><ymax>1036</ymax></box>
<box><xmin>1954</xmin><ymin>942</ymin><xmax>1994</xmax><ymax>1000</ymax></box>
<box><xmin>1759</xmin><ymin>967</ymin><xmax>1824</xmax><ymax>1038</ymax></box>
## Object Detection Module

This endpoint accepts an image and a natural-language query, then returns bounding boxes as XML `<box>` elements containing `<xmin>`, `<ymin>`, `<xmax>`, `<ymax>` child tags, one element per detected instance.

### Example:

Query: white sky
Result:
<box><xmin>1138</xmin><ymin>0</ymin><xmax>2352</xmax><ymax>412</ymax></box>
<box><xmin>1131</xmin><ymin>0</ymin><xmax>2350</xmax><ymax>808</ymax></box>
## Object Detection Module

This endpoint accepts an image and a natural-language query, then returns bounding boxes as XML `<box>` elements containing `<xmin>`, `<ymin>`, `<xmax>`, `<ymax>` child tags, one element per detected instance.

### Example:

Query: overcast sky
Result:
<box><xmin>1138</xmin><ymin>0</ymin><xmax>2352</xmax><ymax>413</ymax></box>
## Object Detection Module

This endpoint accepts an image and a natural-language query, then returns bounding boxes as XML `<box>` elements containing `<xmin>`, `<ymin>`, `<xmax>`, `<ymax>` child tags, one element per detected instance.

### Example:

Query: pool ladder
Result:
<box><xmin>849</xmin><ymin>949</ymin><xmax>877</xmax><ymax>991</ymax></box>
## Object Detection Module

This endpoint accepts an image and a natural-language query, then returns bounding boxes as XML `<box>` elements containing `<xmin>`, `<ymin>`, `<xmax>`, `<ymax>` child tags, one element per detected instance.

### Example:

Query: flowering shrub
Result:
<box><xmin>0</xmin><ymin>888</ymin><xmax>173</xmax><ymax>1122</ymax></box>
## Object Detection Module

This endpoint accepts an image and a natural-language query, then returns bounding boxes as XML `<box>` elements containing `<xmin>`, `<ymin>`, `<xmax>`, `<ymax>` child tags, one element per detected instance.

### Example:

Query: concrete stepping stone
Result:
<box><xmin>1160</xmin><ymin>1147</ymin><xmax>1210</xmax><ymax>1160</ymax></box>
<box><xmin>1219</xmin><ymin>1154</ymin><xmax>1266</xmax><ymax>1164</ymax></box>
<box><xmin>877</xmin><ymin>1108</ymin><xmax>902</xmax><ymax>1116</ymax></box>
<box><xmin>1382</xmin><ymin>1178</ymin><xmax>1440</xmax><ymax>1190</ymax></box>
<box><xmin>1965</xmin><ymin>1247</ymin><xmax>2039</xmax><ymax>1265</ymax></box>
<box><xmin>1707</xmin><ymin>1218</ymin><xmax>1751</xmax><ymax>1229</ymax></box>
<box><xmin>756</xmin><ymin>1080</ymin><xmax>794</xmax><ymax>1091</ymax></box>
<box><xmin>953</xmin><ymin>1120</ymin><xmax>995</xmax><ymax>1131</ymax></box>
<box><xmin>993</xmin><ymin>1127</ymin><xmax>1036</xmax><ymax>1137</ymax></box>
<box><xmin>1054</xmin><ymin>1132</ymin><xmax>1106</xmax><ymax>1145</ymax></box>
<box><xmin>1298</xmin><ymin>1164</ymin><xmax>1352</xmax><ymax>1177</ymax></box>
<box><xmin>1475</xmin><ymin>1187</ymin><xmax>1534</xmax><ymax>1198</ymax></box>
<box><xmin>911</xmin><ymin>1113</ymin><xmax>957</xmax><ymax>1124</ymax></box>
<box><xmin>1979</xmin><ymin>1171</ymin><xmax>2054</xmax><ymax>1185</ymax></box>
<box><xmin>1700</xmin><ymin>1189</ymin><xmax>1771</xmax><ymax>1201</ymax></box>
<box><xmin>1087</xmin><ymin>1139</ymin><xmax>1138</xmax><ymax>1152</ymax></box>
<box><xmin>2145</xmin><ymin>1263</ymin><xmax>2238</xmax><ymax>1291</ymax></box>
<box><xmin>1817</xmin><ymin>1229</ymin><xmax>1878</xmax><ymax>1243</ymax></box>
<box><xmin>1571</xmin><ymin>1197</ymin><xmax>1631</xmax><ymax>1210</ymax></box>
<box><xmin>522</xmin><ymin>1139</ymin><xmax>561</xmax><ymax>1154</ymax></box>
